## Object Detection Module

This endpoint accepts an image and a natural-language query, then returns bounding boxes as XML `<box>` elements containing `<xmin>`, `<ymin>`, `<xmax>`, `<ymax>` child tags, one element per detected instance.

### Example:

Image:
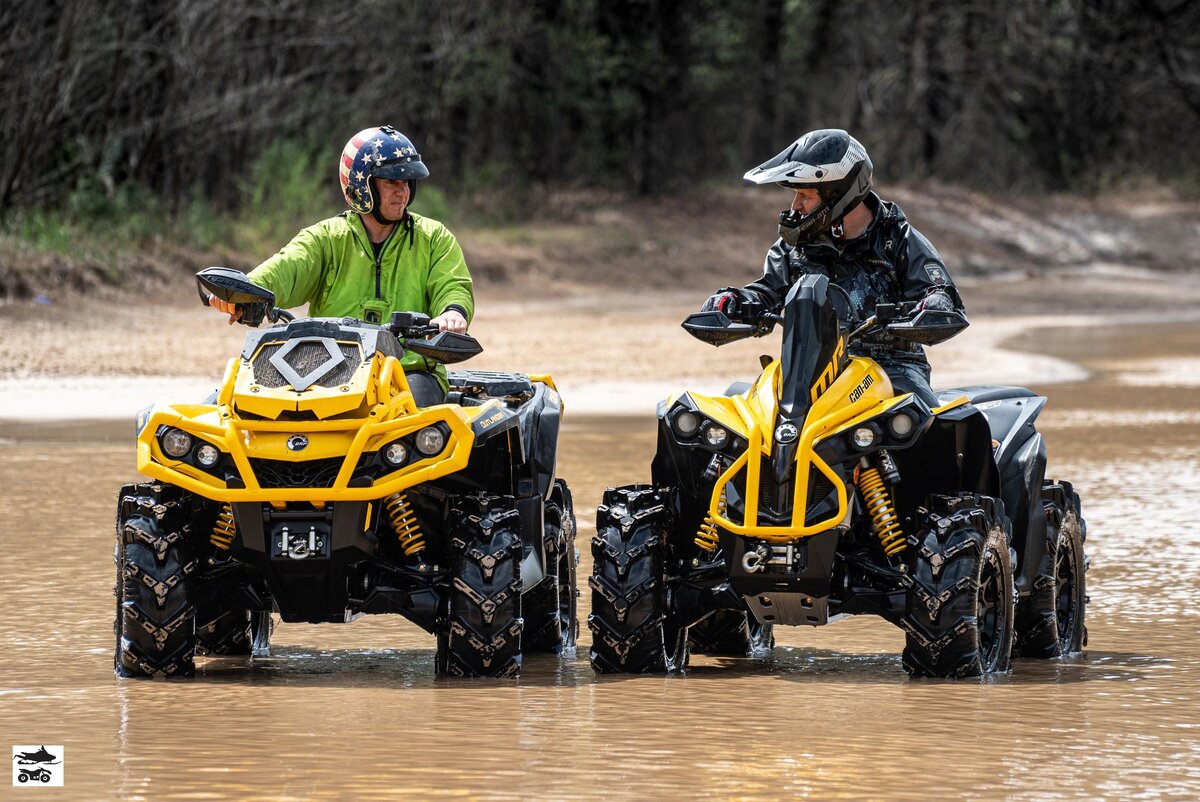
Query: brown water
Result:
<box><xmin>1</xmin><ymin>321</ymin><xmax>1198</xmax><ymax>800</ymax></box>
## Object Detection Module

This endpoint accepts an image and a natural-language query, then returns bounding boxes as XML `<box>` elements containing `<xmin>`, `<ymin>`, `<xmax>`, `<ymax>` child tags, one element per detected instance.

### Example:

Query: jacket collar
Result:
<box><xmin>802</xmin><ymin>192</ymin><xmax>900</xmax><ymax>258</ymax></box>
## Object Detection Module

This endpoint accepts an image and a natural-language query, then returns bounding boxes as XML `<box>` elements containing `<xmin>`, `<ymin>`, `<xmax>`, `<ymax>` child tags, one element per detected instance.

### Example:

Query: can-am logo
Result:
<box><xmin>286</xmin><ymin>434</ymin><xmax>309</xmax><ymax>451</ymax></box>
<box><xmin>775</xmin><ymin>422</ymin><xmax>799</xmax><ymax>444</ymax></box>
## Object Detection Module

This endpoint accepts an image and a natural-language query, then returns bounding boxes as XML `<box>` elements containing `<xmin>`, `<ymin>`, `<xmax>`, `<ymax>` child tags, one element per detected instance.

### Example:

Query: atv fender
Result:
<box><xmin>891</xmin><ymin>403</ymin><xmax>1000</xmax><ymax>520</ymax></box>
<box><xmin>939</xmin><ymin>387</ymin><xmax>1051</xmax><ymax>595</ymax></box>
<box><xmin>513</xmin><ymin>382</ymin><xmax>563</xmax><ymax>576</ymax></box>
<box><xmin>470</xmin><ymin>404</ymin><xmax>521</xmax><ymax>446</ymax></box>
<box><xmin>516</xmin><ymin>381</ymin><xmax>563</xmax><ymax>502</ymax></box>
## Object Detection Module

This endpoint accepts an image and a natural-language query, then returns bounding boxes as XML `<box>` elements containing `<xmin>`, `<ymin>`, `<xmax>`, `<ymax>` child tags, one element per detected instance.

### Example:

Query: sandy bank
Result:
<box><xmin>0</xmin><ymin>312</ymin><xmax>1093</xmax><ymax>421</ymax></box>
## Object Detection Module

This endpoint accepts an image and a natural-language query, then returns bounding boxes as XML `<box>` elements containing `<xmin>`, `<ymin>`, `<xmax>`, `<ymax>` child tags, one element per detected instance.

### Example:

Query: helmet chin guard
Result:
<box><xmin>778</xmin><ymin>207</ymin><xmax>832</xmax><ymax>247</ymax></box>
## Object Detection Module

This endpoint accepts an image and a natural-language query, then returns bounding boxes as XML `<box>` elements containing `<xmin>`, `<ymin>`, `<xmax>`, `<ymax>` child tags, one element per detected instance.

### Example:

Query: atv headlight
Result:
<box><xmin>888</xmin><ymin>411</ymin><xmax>916</xmax><ymax>438</ymax></box>
<box><xmin>161</xmin><ymin>428</ymin><xmax>193</xmax><ymax>458</ymax></box>
<box><xmin>673</xmin><ymin>411</ymin><xmax>700</xmax><ymax>437</ymax></box>
<box><xmin>704</xmin><ymin>425</ymin><xmax>730</xmax><ymax>449</ymax></box>
<box><xmin>195</xmin><ymin>443</ymin><xmax>220</xmax><ymax>467</ymax></box>
<box><xmin>851</xmin><ymin>426</ymin><xmax>877</xmax><ymax>449</ymax></box>
<box><xmin>383</xmin><ymin>441</ymin><xmax>409</xmax><ymax>467</ymax></box>
<box><xmin>415</xmin><ymin>426</ymin><xmax>446</xmax><ymax>456</ymax></box>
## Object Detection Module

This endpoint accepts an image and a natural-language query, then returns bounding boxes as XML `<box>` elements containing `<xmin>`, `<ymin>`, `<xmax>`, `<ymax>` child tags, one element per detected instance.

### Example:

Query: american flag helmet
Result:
<box><xmin>339</xmin><ymin>125</ymin><xmax>429</xmax><ymax>215</ymax></box>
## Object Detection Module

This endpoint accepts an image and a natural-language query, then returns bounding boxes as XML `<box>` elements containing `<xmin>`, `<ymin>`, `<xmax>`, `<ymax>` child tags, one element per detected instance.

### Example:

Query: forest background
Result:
<box><xmin>1</xmin><ymin>0</ymin><xmax>1198</xmax><ymax>303</ymax></box>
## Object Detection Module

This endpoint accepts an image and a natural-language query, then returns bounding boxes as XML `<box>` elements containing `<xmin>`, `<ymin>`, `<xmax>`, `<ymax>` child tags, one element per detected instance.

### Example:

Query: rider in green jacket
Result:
<box><xmin>210</xmin><ymin>125</ymin><xmax>473</xmax><ymax>405</ymax></box>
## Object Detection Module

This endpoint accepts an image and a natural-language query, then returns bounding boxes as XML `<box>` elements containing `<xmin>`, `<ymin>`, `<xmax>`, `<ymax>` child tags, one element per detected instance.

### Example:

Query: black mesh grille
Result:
<box><xmin>758</xmin><ymin>457</ymin><xmax>794</xmax><ymax>520</ymax></box>
<box><xmin>804</xmin><ymin>468</ymin><xmax>839</xmax><ymax>525</ymax></box>
<box><xmin>807</xmin><ymin>469</ymin><xmax>835</xmax><ymax>510</ymax></box>
<box><xmin>249</xmin><ymin>457</ymin><xmax>345</xmax><ymax>489</ymax></box>
<box><xmin>252</xmin><ymin>342</ymin><xmax>361</xmax><ymax>389</ymax></box>
<box><xmin>757</xmin><ymin>462</ymin><xmax>838</xmax><ymax>524</ymax></box>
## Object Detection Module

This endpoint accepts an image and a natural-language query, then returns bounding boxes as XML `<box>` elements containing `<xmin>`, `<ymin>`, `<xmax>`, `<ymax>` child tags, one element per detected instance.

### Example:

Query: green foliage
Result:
<box><xmin>1</xmin><ymin>209</ymin><xmax>76</xmax><ymax>256</ymax></box>
<box><xmin>0</xmin><ymin>0</ymin><xmax>1196</xmax><ymax>222</ymax></box>
<box><xmin>0</xmin><ymin>173</ymin><xmax>161</xmax><ymax>259</ymax></box>
<box><xmin>177</xmin><ymin>190</ymin><xmax>234</xmax><ymax>252</ymax></box>
<box><xmin>235</xmin><ymin>139</ymin><xmax>339</xmax><ymax>254</ymax></box>
<box><xmin>0</xmin><ymin>138</ymin><xmax>464</xmax><ymax>269</ymax></box>
<box><xmin>411</xmin><ymin>185</ymin><xmax>455</xmax><ymax>225</ymax></box>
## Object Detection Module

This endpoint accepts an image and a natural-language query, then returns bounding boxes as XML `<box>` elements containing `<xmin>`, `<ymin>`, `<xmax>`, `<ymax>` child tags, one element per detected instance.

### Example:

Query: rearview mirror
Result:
<box><xmin>196</xmin><ymin>267</ymin><xmax>276</xmax><ymax>306</ymax></box>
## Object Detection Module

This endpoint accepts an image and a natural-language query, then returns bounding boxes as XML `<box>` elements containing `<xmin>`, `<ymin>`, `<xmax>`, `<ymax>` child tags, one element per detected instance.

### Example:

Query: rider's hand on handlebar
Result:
<box><xmin>701</xmin><ymin>288</ymin><xmax>741</xmax><ymax>317</ymax></box>
<box><xmin>207</xmin><ymin>295</ymin><xmax>242</xmax><ymax>325</ymax></box>
<box><xmin>917</xmin><ymin>291</ymin><xmax>953</xmax><ymax>312</ymax></box>
<box><xmin>431</xmin><ymin>309</ymin><xmax>467</xmax><ymax>334</ymax></box>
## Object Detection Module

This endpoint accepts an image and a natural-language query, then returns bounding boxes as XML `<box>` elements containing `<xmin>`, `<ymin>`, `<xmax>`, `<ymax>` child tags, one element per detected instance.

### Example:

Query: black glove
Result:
<box><xmin>701</xmin><ymin>288</ymin><xmax>741</xmax><ymax>316</ymax></box>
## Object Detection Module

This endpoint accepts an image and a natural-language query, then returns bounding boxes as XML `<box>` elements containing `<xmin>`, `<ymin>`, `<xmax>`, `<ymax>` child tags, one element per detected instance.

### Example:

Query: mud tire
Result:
<box><xmin>901</xmin><ymin>493</ymin><xmax>1016</xmax><ymax>679</ymax></box>
<box><xmin>525</xmin><ymin>480</ymin><xmax>580</xmax><ymax>654</ymax></box>
<box><xmin>115</xmin><ymin>482</ymin><xmax>199</xmax><ymax>678</ymax></box>
<box><xmin>197</xmin><ymin>608</ymin><xmax>274</xmax><ymax>657</ymax></box>
<box><xmin>588</xmin><ymin>485</ymin><xmax>687</xmax><ymax>674</ymax></box>
<box><xmin>688</xmin><ymin>610</ymin><xmax>774</xmax><ymax>657</ymax></box>
<box><xmin>436</xmin><ymin>495</ymin><xmax>524</xmax><ymax>678</ymax></box>
<box><xmin>1015</xmin><ymin>481</ymin><xmax>1088</xmax><ymax>657</ymax></box>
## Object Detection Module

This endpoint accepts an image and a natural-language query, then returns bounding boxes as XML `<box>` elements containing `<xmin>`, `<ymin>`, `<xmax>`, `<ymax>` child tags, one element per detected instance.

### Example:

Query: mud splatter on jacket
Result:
<box><xmin>740</xmin><ymin>192</ymin><xmax>965</xmax><ymax>365</ymax></box>
<box><xmin>248</xmin><ymin>210</ymin><xmax>474</xmax><ymax>389</ymax></box>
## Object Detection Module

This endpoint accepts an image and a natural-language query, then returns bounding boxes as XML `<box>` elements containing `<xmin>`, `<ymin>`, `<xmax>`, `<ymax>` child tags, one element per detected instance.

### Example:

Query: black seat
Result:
<box><xmin>447</xmin><ymin>370</ymin><xmax>533</xmax><ymax>399</ymax></box>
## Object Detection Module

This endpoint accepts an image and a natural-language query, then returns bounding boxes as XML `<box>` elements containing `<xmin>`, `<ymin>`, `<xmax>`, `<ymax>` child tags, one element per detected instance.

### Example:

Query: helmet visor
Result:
<box><xmin>374</xmin><ymin>159</ymin><xmax>430</xmax><ymax>182</ymax></box>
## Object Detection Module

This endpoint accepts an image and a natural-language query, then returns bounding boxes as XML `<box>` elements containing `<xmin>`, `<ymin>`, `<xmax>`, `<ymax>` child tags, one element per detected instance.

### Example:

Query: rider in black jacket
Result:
<box><xmin>702</xmin><ymin>129</ymin><xmax>965</xmax><ymax>406</ymax></box>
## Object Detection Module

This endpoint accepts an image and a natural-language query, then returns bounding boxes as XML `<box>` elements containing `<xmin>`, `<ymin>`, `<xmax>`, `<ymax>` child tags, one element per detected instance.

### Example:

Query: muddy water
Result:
<box><xmin>1</xmin><ymin>321</ymin><xmax>1198</xmax><ymax>800</ymax></box>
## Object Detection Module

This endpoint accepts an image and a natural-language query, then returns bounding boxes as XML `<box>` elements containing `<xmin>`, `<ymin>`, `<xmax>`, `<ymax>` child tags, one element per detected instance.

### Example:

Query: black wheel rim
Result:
<box><xmin>977</xmin><ymin>547</ymin><xmax>1003</xmax><ymax>668</ymax></box>
<box><xmin>1055</xmin><ymin>527</ymin><xmax>1078</xmax><ymax>649</ymax></box>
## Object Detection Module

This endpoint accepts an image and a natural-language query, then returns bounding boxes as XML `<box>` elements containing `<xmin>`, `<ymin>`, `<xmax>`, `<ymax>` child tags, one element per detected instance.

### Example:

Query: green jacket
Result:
<box><xmin>248</xmin><ymin>211</ymin><xmax>474</xmax><ymax>388</ymax></box>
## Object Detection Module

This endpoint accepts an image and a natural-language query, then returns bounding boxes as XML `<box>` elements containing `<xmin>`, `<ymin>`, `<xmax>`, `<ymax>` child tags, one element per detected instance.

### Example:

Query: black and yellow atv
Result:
<box><xmin>589</xmin><ymin>274</ymin><xmax>1087</xmax><ymax>678</ymax></box>
<box><xmin>115</xmin><ymin>268</ymin><xmax>577</xmax><ymax>679</ymax></box>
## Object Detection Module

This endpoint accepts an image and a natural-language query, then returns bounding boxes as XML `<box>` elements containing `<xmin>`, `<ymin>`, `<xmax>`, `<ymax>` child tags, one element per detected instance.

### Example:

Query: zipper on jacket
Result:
<box><xmin>373</xmin><ymin>223</ymin><xmax>399</xmax><ymax>300</ymax></box>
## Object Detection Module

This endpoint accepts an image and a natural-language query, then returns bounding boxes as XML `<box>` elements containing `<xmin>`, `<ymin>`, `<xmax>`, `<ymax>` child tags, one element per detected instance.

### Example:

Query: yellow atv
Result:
<box><xmin>116</xmin><ymin>268</ymin><xmax>576</xmax><ymax>679</ymax></box>
<box><xmin>589</xmin><ymin>274</ymin><xmax>1087</xmax><ymax>678</ymax></box>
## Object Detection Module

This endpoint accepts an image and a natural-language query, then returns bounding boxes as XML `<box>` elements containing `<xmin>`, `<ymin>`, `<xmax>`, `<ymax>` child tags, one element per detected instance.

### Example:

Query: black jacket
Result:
<box><xmin>740</xmin><ymin>192</ymin><xmax>966</xmax><ymax>364</ymax></box>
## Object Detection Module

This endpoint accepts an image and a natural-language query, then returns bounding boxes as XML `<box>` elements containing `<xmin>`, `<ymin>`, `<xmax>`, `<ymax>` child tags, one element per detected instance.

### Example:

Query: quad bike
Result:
<box><xmin>17</xmin><ymin>767</ymin><xmax>52</xmax><ymax>783</ymax></box>
<box><xmin>115</xmin><ymin>268</ymin><xmax>577</xmax><ymax>679</ymax></box>
<box><xmin>589</xmin><ymin>274</ymin><xmax>1087</xmax><ymax>678</ymax></box>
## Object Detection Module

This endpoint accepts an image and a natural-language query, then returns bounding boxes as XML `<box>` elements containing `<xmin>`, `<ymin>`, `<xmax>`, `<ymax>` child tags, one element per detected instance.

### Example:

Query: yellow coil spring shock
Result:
<box><xmin>858</xmin><ymin>466</ymin><xmax>906</xmax><ymax>556</ymax></box>
<box><xmin>694</xmin><ymin>489</ymin><xmax>727</xmax><ymax>552</ymax></box>
<box><xmin>384</xmin><ymin>491</ymin><xmax>426</xmax><ymax>557</ymax></box>
<box><xmin>210</xmin><ymin>503</ymin><xmax>236</xmax><ymax>550</ymax></box>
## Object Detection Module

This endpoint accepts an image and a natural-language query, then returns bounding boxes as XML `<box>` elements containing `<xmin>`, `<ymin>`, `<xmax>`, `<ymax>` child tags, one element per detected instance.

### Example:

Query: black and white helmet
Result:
<box><xmin>744</xmin><ymin>129</ymin><xmax>873</xmax><ymax>246</ymax></box>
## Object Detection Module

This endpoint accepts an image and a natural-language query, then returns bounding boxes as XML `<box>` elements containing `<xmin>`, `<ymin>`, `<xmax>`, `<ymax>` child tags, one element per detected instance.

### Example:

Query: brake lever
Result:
<box><xmin>397</xmin><ymin>325</ymin><xmax>442</xmax><ymax>344</ymax></box>
<box><xmin>751</xmin><ymin>311</ymin><xmax>784</xmax><ymax>337</ymax></box>
<box><xmin>848</xmin><ymin>315</ymin><xmax>880</xmax><ymax>342</ymax></box>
